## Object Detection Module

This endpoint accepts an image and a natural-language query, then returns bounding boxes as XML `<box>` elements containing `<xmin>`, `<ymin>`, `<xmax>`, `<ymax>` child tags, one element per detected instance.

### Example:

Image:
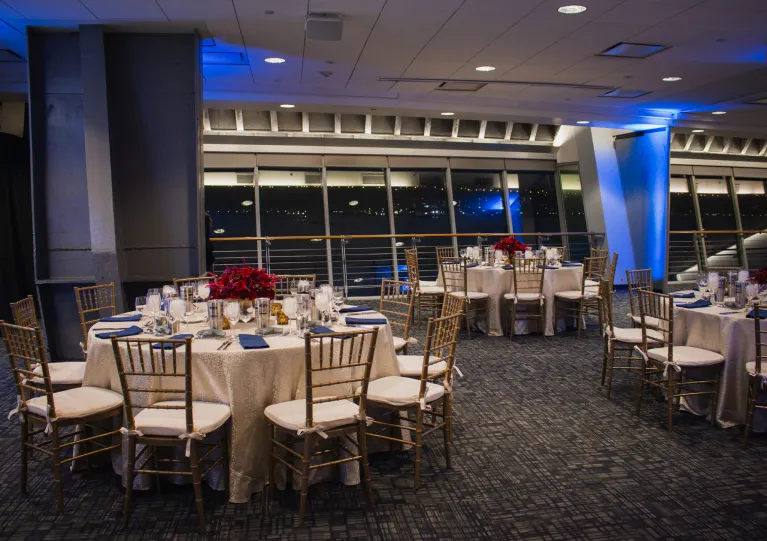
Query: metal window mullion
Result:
<box><xmin>254</xmin><ymin>166</ymin><xmax>263</xmax><ymax>269</ymax></box>
<box><xmin>385</xmin><ymin>166</ymin><xmax>398</xmax><ymax>280</ymax></box>
<box><xmin>727</xmin><ymin>175</ymin><xmax>748</xmax><ymax>269</ymax></box>
<box><xmin>554</xmin><ymin>166</ymin><xmax>569</xmax><ymax>252</ymax></box>
<box><xmin>445</xmin><ymin>165</ymin><xmax>458</xmax><ymax>252</ymax></box>
<box><xmin>689</xmin><ymin>174</ymin><xmax>708</xmax><ymax>268</ymax></box>
<box><xmin>501</xmin><ymin>170</ymin><xmax>513</xmax><ymax>234</ymax></box>
<box><xmin>321</xmin><ymin>164</ymin><xmax>334</xmax><ymax>286</ymax></box>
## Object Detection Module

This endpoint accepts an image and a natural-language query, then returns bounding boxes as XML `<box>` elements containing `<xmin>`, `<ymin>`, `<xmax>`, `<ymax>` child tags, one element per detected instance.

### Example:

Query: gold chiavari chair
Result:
<box><xmin>591</xmin><ymin>247</ymin><xmax>609</xmax><ymax>260</ymax></box>
<box><xmin>599</xmin><ymin>279</ymin><xmax>662</xmax><ymax>399</ymax></box>
<box><xmin>634</xmin><ymin>289</ymin><xmax>724</xmax><ymax>433</ymax></box>
<box><xmin>266</xmin><ymin>328</ymin><xmax>378</xmax><ymax>524</ymax></box>
<box><xmin>439</xmin><ymin>257</ymin><xmax>489</xmax><ymax>340</ymax></box>
<box><xmin>435</xmin><ymin>245</ymin><xmax>458</xmax><ymax>262</ymax></box>
<box><xmin>0</xmin><ymin>321</ymin><xmax>123</xmax><ymax>514</ymax></box>
<box><xmin>626</xmin><ymin>268</ymin><xmax>653</xmax><ymax>327</ymax></box>
<box><xmin>379</xmin><ymin>278</ymin><xmax>414</xmax><ymax>354</ymax></box>
<box><xmin>589</xmin><ymin>252</ymin><xmax>619</xmax><ymax>289</ymax></box>
<box><xmin>173</xmin><ymin>275</ymin><xmax>214</xmax><ymax>294</ymax></box>
<box><xmin>11</xmin><ymin>295</ymin><xmax>37</xmax><ymax>328</ymax></box>
<box><xmin>273</xmin><ymin>274</ymin><xmax>317</xmax><ymax>299</ymax></box>
<box><xmin>405</xmin><ymin>248</ymin><xmax>443</xmax><ymax>329</ymax></box>
<box><xmin>366</xmin><ymin>312</ymin><xmax>462</xmax><ymax>488</ymax></box>
<box><xmin>553</xmin><ymin>256</ymin><xmax>606</xmax><ymax>338</ymax></box>
<box><xmin>743</xmin><ymin>300</ymin><xmax>767</xmax><ymax>448</ymax></box>
<box><xmin>504</xmin><ymin>257</ymin><xmax>545</xmax><ymax>339</ymax></box>
<box><xmin>74</xmin><ymin>283</ymin><xmax>116</xmax><ymax>351</ymax></box>
<box><xmin>111</xmin><ymin>336</ymin><xmax>231</xmax><ymax>533</ymax></box>
<box><xmin>607</xmin><ymin>252</ymin><xmax>619</xmax><ymax>284</ymax></box>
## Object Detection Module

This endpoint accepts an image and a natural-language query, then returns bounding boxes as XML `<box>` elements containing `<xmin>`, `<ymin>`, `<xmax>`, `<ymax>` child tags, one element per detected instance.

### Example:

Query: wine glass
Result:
<box><xmin>333</xmin><ymin>286</ymin><xmax>345</xmax><ymax>313</ymax></box>
<box><xmin>135</xmin><ymin>296</ymin><xmax>146</xmax><ymax>312</ymax></box>
<box><xmin>697</xmin><ymin>273</ymin><xmax>708</xmax><ymax>293</ymax></box>
<box><xmin>162</xmin><ymin>285</ymin><xmax>177</xmax><ymax>299</ymax></box>
<box><xmin>315</xmin><ymin>291</ymin><xmax>330</xmax><ymax>325</ymax></box>
<box><xmin>282</xmin><ymin>295</ymin><xmax>298</xmax><ymax>336</ymax></box>
<box><xmin>197</xmin><ymin>282</ymin><xmax>210</xmax><ymax>301</ymax></box>
<box><xmin>168</xmin><ymin>298</ymin><xmax>186</xmax><ymax>334</ymax></box>
<box><xmin>224</xmin><ymin>300</ymin><xmax>241</xmax><ymax>339</ymax></box>
<box><xmin>146</xmin><ymin>291</ymin><xmax>162</xmax><ymax>317</ymax></box>
<box><xmin>289</xmin><ymin>279</ymin><xmax>298</xmax><ymax>296</ymax></box>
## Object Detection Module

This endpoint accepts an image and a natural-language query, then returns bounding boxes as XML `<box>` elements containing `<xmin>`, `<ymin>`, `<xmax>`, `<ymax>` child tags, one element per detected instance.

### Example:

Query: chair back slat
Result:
<box><xmin>173</xmin><ymin>276</ymin><xmax>214</xmax><ymax>294</ymax></box>
<box><xmin>626</xmin><ymin>268</ymin><xmax>653</xmax><ymax>318</ymax></box>
<box><xmin>580</xmin><ymin>256</ymin><xmax>607</xmax><ymax>294</ymax></box>
<box><xmin>1</xmin><ymin>322</ymin><xmax>55</xmax><ymax>416</ymax></box>
<box><xmin>379</xmin><ymin>279</ymin><xmax>413</xmax><ymax>341</ymax></box>
<box><xmin>273</xmin><ymin>275</ymin><xmax>316</xmax><ymax>299</ymax></box>
<box><xmin>754</xmin><ymin>300</ymin><xmax>767</xmax><ymax>375</ymax></box>
<box><xmin>404</xmin><ymin>248</ymin><xmax>421</xmax><ymax>290</ymax></box>
<box><xmin>111</xmin><ymin>337</ymin><xmax>194</xmax><ymax>433</ymax></box>
<box><xmin>513</xmin><ymin>257</ymin><xmax>545</xmax><ymax>295</ymax></box>
<box><xmin>439</xmin><ymin>257</ymin><xmax>468</xmax><ymax>296</ymax></box>
<box><xmin>637</xmin><ymin>289</ymin><xmax>673</xmax><ymax>359</ymax></box>
<box><xmin>75</xmin><ymin>283</ymin><xmax>116</xmax><ymax>349</ymax></box>
<box><xmin>435</xmin><ymin>246</ymin><xmax>457</xmax><ymax>263</ymax></box>
<box><xmin>302</xmin><ymin>328</ymin><xmax>378</xmax><ymax>430</ymax></box>
<box><xmin>440</xmin><ymin>294</ymin><xmax>464</xmax><ymax>318</ymax></box>
<box><xmin>600</xmin><ymin>279</ymin><xmax>615</xmax><ymax>335</ymax></box>
<box><xmin>10</xmin><ymin>296</ymin><xmax>38</xmax><ymax>329</ymax></box>
<box><xmin>419</xmin><ymin>314</ymin><xmax>463</xmax><ymax>394</ymax></box>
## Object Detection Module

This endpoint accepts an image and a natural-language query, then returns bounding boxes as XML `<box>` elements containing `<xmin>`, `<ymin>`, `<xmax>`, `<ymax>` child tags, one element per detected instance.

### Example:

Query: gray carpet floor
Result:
<box><xmin>0</xmin><ymin>290</ymin><xmax>765</xmax><ymax>540</ymax></box>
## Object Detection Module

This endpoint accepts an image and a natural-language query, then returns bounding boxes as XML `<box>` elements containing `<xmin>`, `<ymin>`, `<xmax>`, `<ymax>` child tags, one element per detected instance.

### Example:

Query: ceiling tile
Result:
<box><xmin>3</xmin><ymin>0</ymin><xmax>96</xmax><ymax>19</ymax></box>
<box><xmin>79</xmin><ymin>0</ymin><xmax>167</xmax><ymax>20</ymax></box>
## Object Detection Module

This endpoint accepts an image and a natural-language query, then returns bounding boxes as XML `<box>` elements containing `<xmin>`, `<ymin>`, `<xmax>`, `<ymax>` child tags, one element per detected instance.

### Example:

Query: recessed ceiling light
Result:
<box><xmin>264</xmin><ymin>57</ymin><xmax>285</xmax><ymax>64</ymax></box>
<box><xmin>692</xmin><ymin>129</ymin><xmax>704</xmax><ymax>133</ymax></box>
<box><xmin>441</xmin><ymin>112</ymin><xmax>455</xmax><ymax>116</ymax></box>
<box><xmin>213</xmin><ymin>228</ymin><xmax>225</xmax><ymax>234</ymax></box>
<box><xmin>475</xmin><ymin>66</ymin><xmax>496</xmax><ymax>72</ymax></box>
<box><xmin>280</xmin><ymin>104</ymin><xmax>295</xmax><ymax>108</ymax></box>
<box><xmin>712</xmin><ymin>111</ymin><xmax>727</xmax><ymax>115</ymax></box>
<box><xmin>576</xmin><ymin>120</ymin><xmax>590</xmax><ymax>125</ymax></box>
<box><xmin>662</xmin><ymin>76</ymin><xmax>682</xmax><ymax>82</ymax></box>
<box><xmin>241</xmin><ymin>200</ymin><xmax>253</xmax><ymax>206</ymax></box>
<box><xmin>348</xmin><ymin>200</ymin><xmax>359</xmax><ymax>206</ymax></box>
<box><xmin>558</xmin><ymin>5</ymin><xmax>587</xmax><ymax>15</ymax></box>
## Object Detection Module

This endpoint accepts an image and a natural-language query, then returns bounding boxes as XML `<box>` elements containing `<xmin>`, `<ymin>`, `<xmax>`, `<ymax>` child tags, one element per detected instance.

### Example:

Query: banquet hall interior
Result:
<box><xmin>1</xmin><ymin>1</ymin><xmax>767</xmax><ymax>539</ymax></box>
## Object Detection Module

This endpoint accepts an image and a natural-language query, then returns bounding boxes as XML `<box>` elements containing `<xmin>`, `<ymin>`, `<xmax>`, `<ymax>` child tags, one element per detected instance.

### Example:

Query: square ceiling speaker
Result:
<box><xmin>306</xmin><ymin>13</ymin><xmax>343</xmax><ymax>41</ymax></box>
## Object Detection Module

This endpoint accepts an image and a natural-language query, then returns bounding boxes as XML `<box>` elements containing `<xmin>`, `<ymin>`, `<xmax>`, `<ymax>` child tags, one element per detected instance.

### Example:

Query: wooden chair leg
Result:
<box><xmin>223</xmin><ymin>422</ymin><xmax>231</xmax><ymax>502</ymax></box>
<box><xmin>268</xmin><ymin>424</ymin><xmax>277</xmax><ymax>502</ymax></box>
<box><xmin>50</xmin><ymin>423</ymin><xmax>64</xmax><ymax>514</ymax></box>
<box><xmin>576</xmin><ymin>301</ymin><xmax>584</xmax><ymax>339</ymax></box>
<box><xmin>298</xmin><ymin>434</ymin><xmax>312</xmax><ymax>525</ymax></box>
<box><xmin>357</xmin><ymin>422</ymin><xmax>374</xmax><ymax>507</ymax></box>
<box><xmin>606</xmin><ymin>341</ymin><xmax>616</xmax><ymax>399</ymax></box>
<box><xmin>443</xmin><ymin>399</ymin><xmax>452</xmax><ymax>469</ymax></box>
<box><xmin>123</xmin><ymin>435</ymin><xmax>136</xmax><ymax>527</ymax></box>
<box><xmin>465</xmin><ymin>303</ymin><xmax>472</xmax><ymax>340</ymax></box>
<box><xmin>635</xmin><ymin>363</ymin><xmax>646</xmax><ymax>416</ymax></box>
<box><xmin>414</xmin><ymin>409</ymin><xmax>424</xmax><ymax>490</ymax></box>
<box><xmin>743</xmin><ymin>379</ymin><xmax>756</xmax><ymax>448</ymax></box>
<box><xmin>483</xmin><ymin>300</ymin><xmax>489</xmax><ymax>335</ymax></box>
<box><xmin>666</xmin><ymin>374</ymin><xmax>675</xmax><ymax>433</ymax></box>
<box><xmin>510</xmin><ymin>301</ymin><xmax>516</xmax><ymax>341</ymax></box>
<box><xmin>189</xmin><ymin>440</ymin><xmax>207</xmax><ymax>534</ymax></box>
<box><xmin>19</xmin><ymin>417</ymin><xmax>28</xmax><ymax>494</ymax></box>
<box><xmin>710</xmin><ymin>368</ymin><xmax>721</xmax><ymax>427</ymax></box>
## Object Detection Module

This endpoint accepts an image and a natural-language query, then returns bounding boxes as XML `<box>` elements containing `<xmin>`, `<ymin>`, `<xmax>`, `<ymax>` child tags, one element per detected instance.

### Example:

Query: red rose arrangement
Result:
<box><xmin>753</xmin><ymin>266</ymin><xmax>767</xmax><ymax>285</ymax></box>
<box><xmin>493</xmin><ymin>236</ymin><xmax>529</xmax><ymax>255</ymax></box>
<box><xmin>207</xmin><ymin>265</ymin><xmax>277</xmax><ymax>300</ymax></box>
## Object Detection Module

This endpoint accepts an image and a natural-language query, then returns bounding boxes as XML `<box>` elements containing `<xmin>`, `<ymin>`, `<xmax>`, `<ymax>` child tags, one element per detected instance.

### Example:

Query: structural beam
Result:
<box><xmin>423</xmin><ymin>118</ymin><xmax>431</xmax><ymax>137</ymax></box>
<box><xmin>302</xmin><ymin>112</ymin><xmax>309</xmax><ymax>133</ymax></box>
<box><xmin>741</xmin><ymin>138</ymin><xmax>752</xmax><ymax>155</ymax></box>
<box><xmin>504</xmin><ymin>122</ymin><xmax>513</xmax><ymax>140</ymax></box>
<box><xmin>334</xmin><ymin>113</ymin><xmax>341</xmax><ymax>134</ymax></box>
<box><xmin>703</xmin><ymin>136</ymin><xmax>714</xmax><ymax>152</ymax></box>
<box><xmin>451</xmin><ymin>119</ymin><xmax>460</xmax><ymax>138</ymax></box>
<box><xmin>393</xmin><ymin>116</ymin><xmax>401</xmax><ymax>136</ymax></box>
<box><xmin>235</xmin><ymin>109</ymin><xmax>244</xmax><ymax>132</ymax></box>
<box><xmin>528</xmin><ymin>123</ymin><xmax>539</xmax><ymax>142</ymax></box>
<box><xmin>478</xmin><ymin>120</ymin><xmax>487</xmax><ymax>140</ymax></box>
<box><xmin>683</xmin><ymin>134</ymin><xmax>694</xmax><ymax>152</ymax></box>
<box><xmin>270</xmin><ymin>111</ymin><xmax>278</xmax><ymax>132</ymax></box>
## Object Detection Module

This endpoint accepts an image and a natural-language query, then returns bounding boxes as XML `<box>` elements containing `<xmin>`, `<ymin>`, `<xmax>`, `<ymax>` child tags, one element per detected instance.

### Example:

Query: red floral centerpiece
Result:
<box><xmin>493</xmin><ymin>236</ymin><xmax>529</xmax><ymax>256</ymax></box>
<box><xmin>208</xmin><ymin>265</ymin><xmax>277</xmax><ymax>300</ymax></box>
<box><xmin>753</xmin><ymin>266</ymin><xmax>767</xmax><ymax>285</ymax></box>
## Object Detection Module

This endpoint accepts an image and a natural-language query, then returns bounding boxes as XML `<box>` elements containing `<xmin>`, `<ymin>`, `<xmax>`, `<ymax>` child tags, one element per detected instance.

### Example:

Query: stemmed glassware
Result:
<box><xmin>145</xmin><ymin>289</ymin><xmax>162</xmax><ymax>317</ymax></box>
<box><xmin>168</xmin><ymin>298</ymin><xmax>186</xmax><ymax>334</ymax></box>
<box><xmin>708</xmin><ymin>273</ymin><xmax>721</xmax><ymax>305</ymax></box>
<box><xmin>282</xmin><ymin>295</ymin><xmax>298</xmax><ymax>336</ymax></box>
<box><xmin>333</xmin><ymin>286</ymin><xmax>345</xmax><ymax>316</ymax></box>
<box><xmin>197</xmin><ymin>282</ymin><xmax>211</xmax><ymax>301</ymax></box>
<box><xmin>297</xmin><ymin>293</ymin><xmax>311</xmax><ymax>333</ymax></box>
<box><xmin>315</xmin><ymin>290</ymin><xmax>331</xmax><ymax>325</ymax></box>
<box><xmin>224</xmin><ymin>300</ymin><xmax>241</xmax><ymax>339</ymax></box>
<box><xmin>697</xmin><ymin>273</ymin><xmax>708</xmax><ymax>297</ymax></box>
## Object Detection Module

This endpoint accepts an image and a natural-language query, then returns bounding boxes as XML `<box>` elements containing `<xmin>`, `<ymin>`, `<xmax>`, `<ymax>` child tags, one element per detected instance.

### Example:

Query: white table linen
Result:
<box><xmin>83</xmin><ymin>306</ymin><xmax>400</xmax><ymax>503</ymax></box>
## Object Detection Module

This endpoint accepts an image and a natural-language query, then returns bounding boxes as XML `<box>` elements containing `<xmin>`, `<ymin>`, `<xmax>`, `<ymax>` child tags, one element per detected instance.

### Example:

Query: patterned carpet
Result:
<box><xmin>0</xmin><ymin>291</ymin><xmax>765</xmax><ymax>540</ymax></box>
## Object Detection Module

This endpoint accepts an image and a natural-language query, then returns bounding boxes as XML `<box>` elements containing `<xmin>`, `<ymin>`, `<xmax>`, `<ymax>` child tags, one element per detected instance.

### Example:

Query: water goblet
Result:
<box><xmin>297</xmin><ymin>293</ymin><xmax>311</xmax><ymax>333</ymax></box>
<box><xmin>146</xmin><ymin>292</ymin><xmax>162</xmax><ymax>318</ymax></box>
<box><xmin>168</xmin><ymin>298</ymin><xmax>186</xmax><ymax>334</ymax></box>
<box><xmin>333</xmin><ymin>286</ymin><xmax>345</xmax><ymax>312</ymax></box>
<box><xmin>315</xmin><ymin>291</ymin><xmax>331</xmax><ymax>325</ymax></box>
<box><xmin>135</xmin><ymin>296</ymin><xmax>147</xmax><ymax>312</ymax></box>
<box><xmin>197</xmin><ymin>282</ymin><xmax>211</xmax><ymax>301</ymax></box>
<box><xmin>282</xmin><ymin>296</ymin><xmax>298</xmax><ymax>336</ymax></box>
<box><xmin>224</xmin><ymin>300</ymin><xmax>241</xmax><ymax>339</ymax></box>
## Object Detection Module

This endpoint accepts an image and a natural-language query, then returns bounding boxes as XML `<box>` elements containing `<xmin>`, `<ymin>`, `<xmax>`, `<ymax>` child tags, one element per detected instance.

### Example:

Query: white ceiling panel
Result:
<box><xmin>2</xmin><ymin>0</ymin><xmax>95</xmax><ymax>19</ymax></box>
<box><xmin>158</xmin><ymin>0</ymin><xmax>244</xmax><ymax>52</ymax></box>
<box><xmin>79</xmin><ymin>0</ymin><xmax>167</xmax><ymax>20</ymax></box>
<box><xmin>596</xmin><ymin>0</ymin><xmax>704</xmax><ymax>26</ymax></box>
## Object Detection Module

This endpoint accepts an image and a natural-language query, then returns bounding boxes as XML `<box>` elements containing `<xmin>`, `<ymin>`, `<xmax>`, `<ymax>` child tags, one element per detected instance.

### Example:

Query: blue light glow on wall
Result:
<box><xmin>508</xmin><ymin>192</ymin><xmax>522</xmax><ymax>234</ymax></box>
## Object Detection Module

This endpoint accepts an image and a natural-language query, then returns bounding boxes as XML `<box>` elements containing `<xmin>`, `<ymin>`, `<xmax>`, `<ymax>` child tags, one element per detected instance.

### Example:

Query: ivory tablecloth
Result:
<box><xmin>83</xmin><ymin>309</ymin><xmax>400</xmax><ymax>503</ymax></box>
<box><xmin>441</xmin><ymin>265</ymin><xmax>583</xmax><ymax>336</ymax></box>
<box><xmin>672</xmin><ymin>300</ymin><xmax>767</xmax><ymax>431</ymax></box>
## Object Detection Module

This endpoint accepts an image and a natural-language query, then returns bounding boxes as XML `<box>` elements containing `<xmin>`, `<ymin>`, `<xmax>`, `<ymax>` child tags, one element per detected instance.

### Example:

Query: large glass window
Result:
<box><xmin>509</xmin><ymin>172</ymin><xmax>562</xmax><ymax>247</ymax></box>
<box><xmin>558</xmin><ymin>165</ymin><xmax>589</xmax><ymax>261</ymax></box>
<box><xmin>391</xmin><ymin>170</ymin><xmax>450</xmax><ymax>281</ymax></box>
<box><xmin>258</xmin><ymin>169</ymin><xmax>328</xmax><ymax>282</ymax></box>
<box><xmin>203</xmin><ymin>171</ymin><xmax>257</xmax><ymax>273</ymax></box>
<box><xmin>735</xmin><ymin>179</ymin><xmax>767</xmax><ymax>269</ymax></box>
<box><xmin>451</xmin><ymin>171</ymin><xmax>506</xmax><ymax>234</ymax></box>
<box><xmin>667</xmin><ymin>176</ymin><xmax>699</xmax><ymax>279</ymax></box>
<box><xmin>326</xmin><ymin>169</ymin><xmax>391</xmax><ymax>295</ymax></box>
<box><xmin>694</xmin><ymin>176</ymin><xmax>739</xmax><ymax>268</ymax></box>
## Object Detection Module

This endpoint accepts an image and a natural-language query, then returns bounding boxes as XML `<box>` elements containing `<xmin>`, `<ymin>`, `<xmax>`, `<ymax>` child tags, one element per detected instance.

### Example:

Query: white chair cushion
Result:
<box><xmin>32</xmin><ymin>361</ymin><xmax>86</xmax><ymax>385</ymax></box>
<box><xmin>555</xmin><ymin>290</ymin><xmax>598</xmax><ymax>300</ymax></box>
<box><xmin>134</xmin><ymin>401</ymin><xmax>231</xmax><ymax>437</ymax></box>
<box><xmin>503</xmin><ymin>292</ymin><xmax>543</xmax><ymax>302</ymax></box>
<box><xmin>26</xmin><ymin>386</ymin><xmax>123</xmax><ymax>420</ymax></box>
<box><xmin>366</xmin><ymin>376</ymin><xmax>445</xmax><ymax>407</ymax></box>
<box><xmin>420</xmin><ymin>280</ymin><xmax>438</xmax><ymax>287</ymax></box>
<box><xmin>397</xmin><ymin>354</ymin><xmax>447</xmax><ymax>377</ymax></box>
<box><xmin>632</xmin><ymin>315</ymin><xmax>660</xmax><ymax>328</ymax></box>
<box><xmin>609</xmin><ymin>327</ymin><xmax>664</xmax><ymax>344</ymax></box>
<box><xmin>745</xmin><ymin>361</ymin><xmax>767</xmax><ymax>379</ymax></box>
<box><xmin>647</xmin><ymin>346</ymin><xmax>724</xmax><ymax>368</ymax></box>
<box><xmin>449</xmin><ymin>291</ymin><xmax>489</xmax><ymax>300</ymax></box>
<box><xmin>419</xmin><ymin>285</ymin><xmax>444</xmax><ymax>295</ymax></box>
<box><xmin>393</xmin><ymin>336</ymin><xmax>408</xmax><ymax>351</ymax></box>
<box><xmin>264</xmin><ymin>398</ymin><xmax>359</xmax><ymax>432</ymax></box>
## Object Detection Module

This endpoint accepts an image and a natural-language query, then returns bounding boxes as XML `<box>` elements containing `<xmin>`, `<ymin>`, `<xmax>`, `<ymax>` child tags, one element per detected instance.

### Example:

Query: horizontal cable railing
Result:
<box><xmin>668</xmin><ymin>229</ymin><xmax>767</xmax><ymax>282</ymax></box>
<box><xmin>211</xmin><ymin>232</ymin><xmax>605</xmax><ymax>296</ymax></box>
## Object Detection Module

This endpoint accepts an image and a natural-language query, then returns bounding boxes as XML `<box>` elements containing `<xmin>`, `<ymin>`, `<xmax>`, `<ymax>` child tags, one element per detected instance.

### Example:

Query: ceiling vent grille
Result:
<box><xmin>436</xmin><ymin>81</ymin><xmax>486</xmax><ymax>92</ymax></box>
<box><xmin>598</xmin><ymin>42</ymin><xmax>666</xmax><ymax>59</ymax></box>
<box><xmin>601</xmin><ymin>89</ymin><xmax>650</xmax><ymax>98</ymax></box>
<box><xmin>305</xmin><ymin>173</ymin><xmax>322</xmax><ymax>185</ymax></box>
<box><xmin>236</xmin><ymin>173</ymin><xmax>253</xmax><ymax>185</ymax></box>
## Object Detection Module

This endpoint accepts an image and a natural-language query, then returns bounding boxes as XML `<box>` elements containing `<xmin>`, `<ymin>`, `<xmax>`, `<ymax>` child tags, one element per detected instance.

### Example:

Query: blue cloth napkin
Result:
<box><xmin>310</xmin><ymin>326</ymin><xmax>335</xmax><ymax>335</ymax></box>
<box><xmin>561</xmin><ymin>262</ymin><xmax>581</xmax><ymax>267</ymax></box>
<box><xmin>537</xmin><ymin>265</ymin><xmax>559</xmax><ymax>270</ymax></box>
<box><xmin>152</xmin><ymin>334</ymin><xmax>194</xmax><ymax>349</ymax></box>
<box><xmin>466</xmin><ymin>263</ymin><xmax>479</xmax><ymax>268</ymax></box>
<box><xmin>339</xmin><ymin>305</ymin><xmax>372</xmax><ymax>313</ymax></box>
<box><xmin>746</xmin><ymin>308</ymin><xmax>767</xmax><ymax>320</ymax></box>
<box><xmin>101</xmin><ymin>314</ymin><xmax>142</xmax><ymax>322</ymax></box>
<box><xmin>502</xmin><ymin>265</ymin><xmax>514</xmax><ymax>270</ymax></box>
<box><xmin>672</xmin><ymin>291</ymin><xmax>696</xmax><ymax>299</ymax></box>
<box><xmin>95</xmin><ymin>325</ymin><xmax>143</xmax><ymax>340</ymax></box>
<box><xmin>238</xmin><ymin>334</ymin><xmax>270</xmax><ymax>349</ymax></box>
<box><xmin>677</xmin><ymin>299</ymin><xmax>712</xmax><ymax>309</ymax></box>
<box><xmin>345</xmin><ymin>317</ymin><xmax>387</xmax><ymax>325</ymax></box>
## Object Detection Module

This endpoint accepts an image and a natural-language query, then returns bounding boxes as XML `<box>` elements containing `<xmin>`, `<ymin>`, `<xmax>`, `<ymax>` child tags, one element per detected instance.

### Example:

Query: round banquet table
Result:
<box><xmin>442</xmin><ymin>264</ymin><xmax>583</xmax><ymax>337</ymax></box>
<box><xmin>82</xmin><ymin>304</ymin><xmax>401</xmax><ymax>503</ymax></box>
<box><xmin>671</xmin><ymin>294</ymin><xmax>767</xmax><ymax>432</ymax></box>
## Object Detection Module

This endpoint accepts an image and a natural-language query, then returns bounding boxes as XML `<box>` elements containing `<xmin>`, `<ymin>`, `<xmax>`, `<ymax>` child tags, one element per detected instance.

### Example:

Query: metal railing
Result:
<box><xmin>668</xmin><ymin>229</ymin><xmax>767</xmax><ymax>282</ymax></box>
<box><xmin>211</xmin><ymin>231</ymin><xmax>605</xmax><ymax>296</ymax></box>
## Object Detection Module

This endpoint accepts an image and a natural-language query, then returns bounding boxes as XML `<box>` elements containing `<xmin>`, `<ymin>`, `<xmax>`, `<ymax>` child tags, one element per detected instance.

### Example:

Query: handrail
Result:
<box><xmin>669</xmin><ymin>229</ymin><xmax>767</xmax><ymax>235</ymax></box>
<box><xmin>210</xmin><ymin>231</ymin><xmax>601</xmax><ymax>242</ymax></box>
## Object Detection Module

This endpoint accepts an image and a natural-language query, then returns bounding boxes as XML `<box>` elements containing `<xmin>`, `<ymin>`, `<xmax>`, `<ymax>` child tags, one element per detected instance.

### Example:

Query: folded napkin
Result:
<box><xmin>310</xmin><ymin>326</ymin><xmax>335</xmax><ymax>335</ymax></box>
<box><xmin>95</xmin><ymin>325</ymin><xmax>143</xmax><ymax>340</ymax></box>
<box><xmin>537</xmin><ymin>265</ymin><xmax>559</xmax><ymax>270</ymax></box>
<box><xmin>152</xmin><ymin>334</ymin><xmax>194</xmax><ymax>349</ymax></box>
<box><xmin>238</xmin><ymin>334</ymin><xmax>270</xmax><ymax>349</ymax></box>
<box><xmin>100</xmin><ymin>314</ymin><xmax>142</xmax><ymax>322</ymax></box>
<box><xmin>502</xmin><ymin>265</ymin><xmax>514</xmax><ymax>270</ymax></box>
<box><xmin>466</xmin><ymin>263</ymin><xmax>479</xmax><ymax>268</ymax></box>
<box><xmin>345</xmin><ymin>316</ymin><xmax>387</xmax><ymax>325</ymax></box>
<box><xmin>746</xmin><ymin>308</ymin><xmax>767</xmax><ymax>320</ymax></box>
<box><xmin>339</xmin><ymin>305</ymin><xmax>372</xmax><ymax>314</ymax></box>
<box><xmin>561</xmin><ymin>262</ymin><xmax>581</xmax><ymax>267</ymax></box>
<box><xmin>677</xmin><ymin>299</ymin><xmax>712</xmax><ymax>309</ymax></box>
<box><xmin>672</xmin><ymin>291</ymin><xmax>696</xmax><ymax>299</ymax></box>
